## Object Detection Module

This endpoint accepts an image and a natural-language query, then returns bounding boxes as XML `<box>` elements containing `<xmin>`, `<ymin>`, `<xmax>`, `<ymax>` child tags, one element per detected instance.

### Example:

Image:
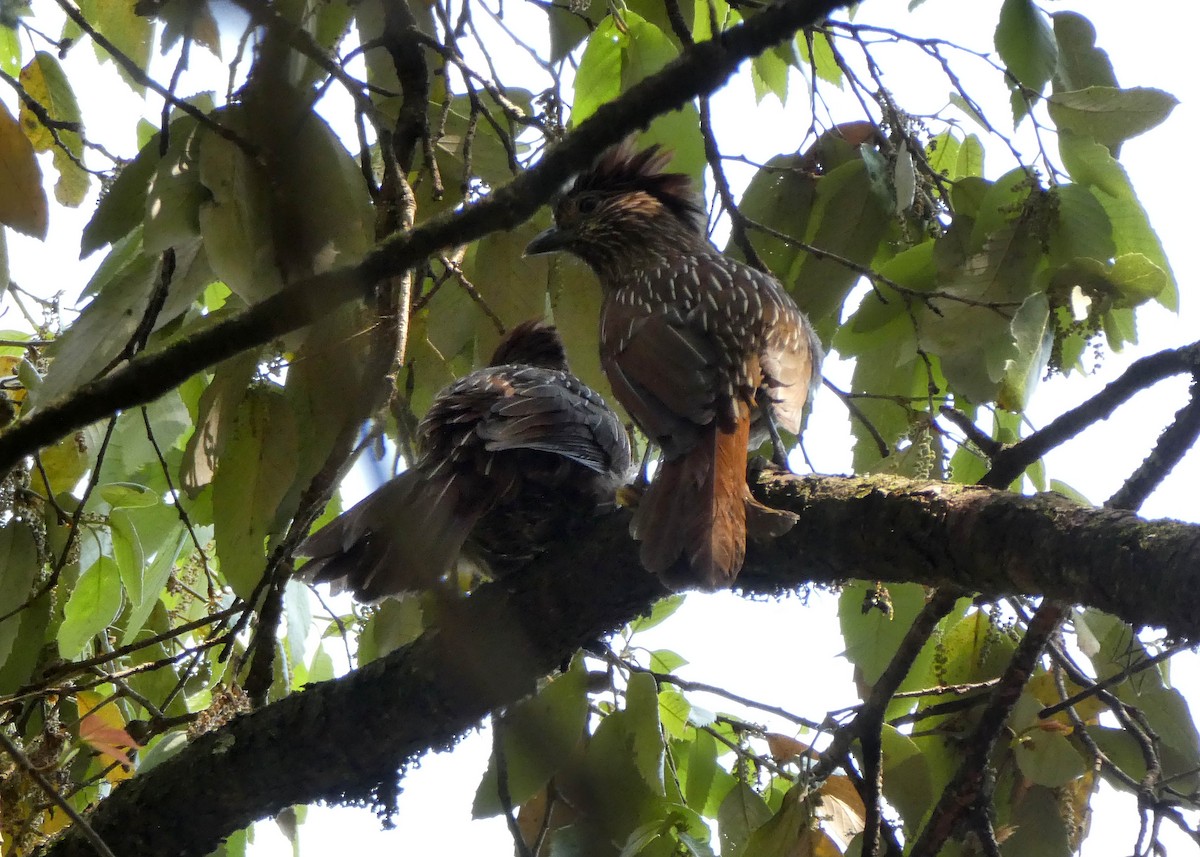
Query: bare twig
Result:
<box><xmin>981</xmin><ymin>342</ymin><xmax>1200</xmax><ymax>489</ymax></box>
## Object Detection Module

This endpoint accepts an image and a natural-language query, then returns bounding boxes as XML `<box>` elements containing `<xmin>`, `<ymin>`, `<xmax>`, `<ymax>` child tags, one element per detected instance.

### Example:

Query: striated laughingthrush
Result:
<box><xmin>525</xmin><ymin>144</ymin><xmax>822</xmax><ymax>590</ymax></box>
<box><xmin>299</xmin><ymin>320</ymin><xmax>632</xmax><ymax>600</ymax></box>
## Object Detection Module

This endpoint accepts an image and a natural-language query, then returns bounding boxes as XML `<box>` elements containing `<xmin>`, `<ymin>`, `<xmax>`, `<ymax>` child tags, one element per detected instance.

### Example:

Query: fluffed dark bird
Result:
<box><xmin>525</xmin><ymin>143</ymin><xmax>822</xmax><ymax>590</ymax></box>
<box><xmin>298</xmin><ymin>320</ymin><xmax>632</xmax><ymax>601</ymax></box>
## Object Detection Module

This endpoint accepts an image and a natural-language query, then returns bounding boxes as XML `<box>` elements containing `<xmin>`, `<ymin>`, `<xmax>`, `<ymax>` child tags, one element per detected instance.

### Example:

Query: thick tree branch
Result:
<box><xmin>40</xmin><ymin>471</ymin><xmax>1200</xmax><ymax>857</ymax></box>
<box><xmin>0</xmin><ymin>0</ymin><xmax>850</xmax><ymax>478</ymax></box>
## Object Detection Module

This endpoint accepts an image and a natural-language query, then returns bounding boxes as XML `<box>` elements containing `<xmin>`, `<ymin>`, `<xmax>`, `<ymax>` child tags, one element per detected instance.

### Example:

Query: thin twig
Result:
<box><xmin>0</xmin><ymin>731</ymin><xmax>119</xmax><ymax>857</ymax></box>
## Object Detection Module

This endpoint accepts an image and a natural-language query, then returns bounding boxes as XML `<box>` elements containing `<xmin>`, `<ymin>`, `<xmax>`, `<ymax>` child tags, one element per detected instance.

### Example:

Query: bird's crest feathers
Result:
<box><xmin>568</xmin><ymin>142</ymin><xmax>706</xmax><ymax>233</ymax></box>
<box><xmin>489</xmin><ymin>319</ymin><xmax>570</xmax><ymax>371</ymax></box>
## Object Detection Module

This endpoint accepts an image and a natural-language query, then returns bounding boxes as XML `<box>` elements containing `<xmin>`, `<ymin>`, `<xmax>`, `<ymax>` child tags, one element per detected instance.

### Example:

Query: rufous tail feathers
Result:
<box><xmin>632</xmin><ymin>408</ymin><xmax>796</xmax><ymax>591</ymax></box>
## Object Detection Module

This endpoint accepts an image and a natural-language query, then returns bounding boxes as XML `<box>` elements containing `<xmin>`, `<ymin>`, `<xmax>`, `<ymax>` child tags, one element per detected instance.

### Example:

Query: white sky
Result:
<box><xmin>4</xmin><ymin>0</ymin><xmax>1199</xmax><ymax>854</ymax></box>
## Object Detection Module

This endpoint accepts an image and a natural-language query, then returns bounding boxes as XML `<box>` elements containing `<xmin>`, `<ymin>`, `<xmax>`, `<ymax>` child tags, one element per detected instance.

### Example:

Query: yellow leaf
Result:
<box><xmin>766</xmin><ymin>732</ymin><xmax>816</xmax><ymax>762</ymax></box>
<box><xmin>18</xmin><ymin>52</ymin><xmax>88</xmax><ymax>208</ymax></box>
<box><xmin>32</xmin><ymin>432</ymin><xmax>88</xmax><ymax>497</ymax></box>
<box><xmin>0</xmin><ymin>101</ymin><xmax>48</xmax><ymax>238</ymax></box>
<box><xmin>40</xmin><ymin>806</ymin><xmax>72</xmax><ymax>837</ymax></box>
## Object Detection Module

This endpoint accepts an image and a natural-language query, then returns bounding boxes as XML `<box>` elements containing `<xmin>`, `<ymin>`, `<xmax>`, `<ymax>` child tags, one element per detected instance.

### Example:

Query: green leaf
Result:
<box><xmin>283</xmin><ymin>305</ymin><xmax>373</xmax><ymax>496</ymax></box>
<box><xmin>630</xmin><ymin>594</ymin><xmax>686</xmax><ymax>634</ymax></box>
<box><xmin>937</xmin><ymin>610</ymin><xmax>1017</xmax><ymax>686</ymax></box>
<box><xmin>922</xmin><ymin>203</ymin><xmax>1047</xmax><ymax>405</ymax></box>
<box><xmin>997</xmin><ymin>292</ymin><xmax>1052</xmax><ymax>412</ymax></box>
<box><xmin>718</xmin><ymin>782</ymin><xmax>772</xmax><ymax>857</ymax></box>
<box><xmin>751</xmin><ymin>49</ymin><xmax>789</xmax><ymax>104</ymax></box>
<box><xmin>109</xmin><ymin>508</ymin><xmax>146</xmax><ymax>611</ymax></box>
<box><xmin>878</xmin><ymin>725</ymin><xmax>932</xmax><ymax>827</ymax></box>
<box><xmin>545</xmin><ymin>0</ymin><xmax>604</xmax><ymax>62</ymax></box>
<box><xmin>1048</xmin><ymin>87</ymin><xmax>1178</xmax><ymax>154</ymax></box>
<box><xmin>100</xmin><ymin>483</ymin><xmax>160</xmax><ymax>509</ymax></box>
<box><xmin>358</xmin><ymin>596</ymin><xmax>424</xmax><ymax>665</ymax></box>
<box><xmin>1014</xmin><ymin>729</ymin><xmax>1087</xmax><ymax>787</ymax></box>
<box><xmin>196</xmin><ymin>125</ymin><xmax>283</xmax><ymax>303</ymax></box>
<box><xmin>58</xmin><ymin>556</ymin><xmax>123</xmax><ymax>659</ymax></box>
<box><xmin>627</xmin><ymin>671</ymin><xmax>666</xmax><ymax>795</ymax></box>
<box><xmin>121</xmin><ymin>529</ymin><xmax>186</xmax><ymax>644</ymax></box>
<box><xmin>181</xmin><ymin>352</ymin><xmax>257</xmax><ymax>495</ymax></box>
<box><xmin>684</xmin><ymin>729</ymin><xmax>718</xmax><ymax>813</ymax></box>
<box><xmin>570</xmin><ymin>706</ymin><xmax>669</xmax><ymax>848</ymax></box>
<box><xmin>1050</xmin><ymin>184</ymin><xmax>1115</xmax><ymax>266</ymax></box>
<box><xmin>659</xmin><ymin>688</ymin><xmax>691</xmax><ymax>739</ymax></box>
<box><xmin>0</xmin><ymin>99</ymin><xmax>47</xmax><ymax>238</ymax></box>
<box><xmin>573</xmin><ymin>17</ymin><xmax>624</xmax><ymax>124</ymax></box>
<box><xmin>31</xmin><ymin>252</ymin><xmax>157</xmax><ymax>409</ymax></box>
<box><xmin>473</xmin><ymin>658</ymin><xmax>589</xmax><ymax>817</ymax></box>
<box><xmin>75</xmin><ymin>0</ymin><xmax>152</xmax><ymax>93</ymax></box>
<box><xmin>1058</xmin><ymin>132</ymin><xmax>1178</xmax><ymax>310</ymax></box>
<box><xmin>212</xmin><ymin>386</ymin><xmax>300</xmax><ymax>599</ymax></box>
<box><xmin>571</xmin><ymin>12</ymin><xmax>704</xmax><ymax>183</ymax></box>
<box><xmin>105</xmin><ymin>391</ymin><xmax>191</xmax><ymax>476</ymax></box>
<box><xmin>649</xmin><ymin>649</ymin><xmax>688</xmax><ymax>673</ymax></box>
<box><xmin>734</xmin><ymin>153</ymin><xmax>817</xmax><ymax>281</ymax></box>
<box><xmin>18</xmin><ymin>51</ymin><xmax>87</xmax><ymax>206</ymax></box>
<box><xmin>1002</xmin><ymin>785</ymin><xmax>1073</xmax><ymax>857</ymax></box>
<box><xmin>1085</xmin><ymin>725</ymin><xmax>1147</xmax><ymax>787</ymax></box>
<box><xmin>838</xmin><ymin>582</ymin><xmax>936</xmax><ymax>687</ymax></box>
<box><xmin>0</xmin><ymin>19</ymin><xmax>19</xmax><ymax>77</ymax></box>
<box><xmin>994</xmin><ymin>0</ymin><xmax>1057</xmax><ymax>116</ymax></box>
<box><xmin>0</xmin><ymin>524</ymin><xmax>40</xmax><ymax>671</ymax></box>
<box><xmin>741</xmin><ymin>786</ymin><xmax>811</xmax><ymax>857</ymax></box>
<box><xmin>795</xmin><ymin>30</ymin><xmax>842</xmax><ymax>87</ymax></box>
<box><xmin>0</xmin><ymin>590</ymin><xmax>50</xmax><ymax>694</ymax></box>
<box><xmin>145</xmin><ymin>122</ymin><xmax>206</xmax><ymax>253</ymax></box>
<box><xmin>1052</xmin><ymin>12</ymin><xmax>1117</xmax><ymax>92</ymax></box>
<box><xmin>788</xmin><ymin>160</ymin><xmax>894</xmax><ymax>333</ymax></box>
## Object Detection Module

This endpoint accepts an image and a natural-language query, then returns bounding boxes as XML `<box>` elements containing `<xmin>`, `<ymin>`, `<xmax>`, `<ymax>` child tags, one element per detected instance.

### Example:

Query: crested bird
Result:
<box><xmin>298</xmin><ymin>320</ymin><xmax>632</xmax><ymax>600</ymax></box>
<box><xmin>525</xmin><ymin>143</ymin><xmax>822</xmax><ymax>590</ymax></box>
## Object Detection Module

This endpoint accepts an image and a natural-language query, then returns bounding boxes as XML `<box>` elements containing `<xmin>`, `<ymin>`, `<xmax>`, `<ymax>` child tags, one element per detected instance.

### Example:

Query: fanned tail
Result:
<box><xmin>299</xmin><ymin>471</ymin><xmax>481</xmax><ymax>601</ymax></box>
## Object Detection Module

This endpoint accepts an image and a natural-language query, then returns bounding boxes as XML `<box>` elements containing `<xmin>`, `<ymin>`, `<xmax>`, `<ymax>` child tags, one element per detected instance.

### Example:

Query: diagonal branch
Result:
<box><xmin>981</xmin><ymin>341</ymin><xmax>1200</xmax><ymax>488</ymax></box>
<box><xmin>906</xmin><ymin>600</ymin><xmax>1067</xmax><ymax>857</ymax></box>
<box><xmin>0</xmin><ymin>0</ymin><xmax>851</xmax><ymax>478</ymax></box>
<box><xmin>1106</xmin><ymin>373</ymin><xmax>1200</xmax><ymax>512</ymax></box>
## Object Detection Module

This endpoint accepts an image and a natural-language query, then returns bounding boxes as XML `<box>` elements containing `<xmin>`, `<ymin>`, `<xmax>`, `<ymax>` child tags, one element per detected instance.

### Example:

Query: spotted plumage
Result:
<box><xmin>299</xmin><ymin>320</ymin><xmax>632</xmax><ymax>600</ymax></box>
<box><xmin>526</xmin><ymin>142</ymin><xmax>822</xmax><ymax>590</ymax></box>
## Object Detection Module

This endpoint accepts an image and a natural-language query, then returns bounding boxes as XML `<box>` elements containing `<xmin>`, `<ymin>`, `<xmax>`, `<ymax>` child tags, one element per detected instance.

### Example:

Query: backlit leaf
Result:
<box><xmin>1058</xmin><ymin>131</ymin><xmax>1177</xmax><ymax>310</ymax></box>
<box><xmin>1052</xmin><ymin>12</ymin><xmax>1118</xmax><ymax>92</ymax></box>
<box><xmin>212</xmin><ymin>386</ymin><xmax>300</xmax><ymax>599</ymax></box>
<box><xmin>995</xmin><ymin>0</ymin><xmax>1057</xmax><ymax>119</ymax></box>
<box><xmin>0</xmin><ymin>99</ymin><xmax>47</xmax><ymax>238</ymax></box>
<box><xmin>1048</xmin><ymin>87</ymin><xmax>1177</xmax><ymax>154</ymax></box>
<box><xmin>474</xmin><ymin>657</ymin><xmax>589</xmax><ymax>817</ymax></box>
<box><xmin>18</xmin><ymin>51</ymin><xmax>88</xmax><ymax>205</ymax></box>
<box><xmin>0</xmin><ymin>524</ymin><xmax>40</xmax><ymax>671</ymax></box>
<box><xmin>58</xmin><ymin>556</ymin><xmax>123</xmax><ymax>659</ymax></box>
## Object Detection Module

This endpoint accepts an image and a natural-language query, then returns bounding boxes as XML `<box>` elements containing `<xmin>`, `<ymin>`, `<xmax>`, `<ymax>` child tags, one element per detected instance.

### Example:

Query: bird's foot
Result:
<box><xmin>616</xmin><ymin>481</ymin><xmax>646</xmax><ymax>509</ymax></box>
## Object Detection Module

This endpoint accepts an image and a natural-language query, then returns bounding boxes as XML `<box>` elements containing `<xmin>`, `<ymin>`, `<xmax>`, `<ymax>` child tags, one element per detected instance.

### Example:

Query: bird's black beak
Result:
<box><xmin>524</xmin><ymin>225</ymin><xmax>570</xmax><ymax>256</ymax></box>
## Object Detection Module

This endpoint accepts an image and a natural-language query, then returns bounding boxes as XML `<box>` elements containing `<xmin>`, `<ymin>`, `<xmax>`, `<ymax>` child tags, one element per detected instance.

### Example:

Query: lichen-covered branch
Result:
<box><xmin>40</xmin><ymin>471</ymin><xmax>1200</xmax><ymax>857</ymax></box>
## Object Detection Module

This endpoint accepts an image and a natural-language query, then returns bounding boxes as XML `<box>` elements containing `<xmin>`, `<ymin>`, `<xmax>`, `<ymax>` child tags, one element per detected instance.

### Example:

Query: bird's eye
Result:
<box><xmin>576</xmin><ymin>195</ymin><xmax>599</xmax><ymax>215</ymax></box>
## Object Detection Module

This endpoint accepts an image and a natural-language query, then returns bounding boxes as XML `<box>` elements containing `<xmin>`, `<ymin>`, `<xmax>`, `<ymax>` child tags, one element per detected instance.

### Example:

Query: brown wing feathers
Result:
<box><xmin>299</xmin><ymin>321</ymin><xmax>631</xmax><ymax>600</ymax></box>
<box><xmin>528</xmin><ymin>142</ymin><xmax>821</xmax><ymax>590</ymax></box>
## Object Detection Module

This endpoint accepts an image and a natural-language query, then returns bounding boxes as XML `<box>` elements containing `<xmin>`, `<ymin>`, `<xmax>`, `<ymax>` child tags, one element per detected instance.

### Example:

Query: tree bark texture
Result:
<box><xmin>40</xmin><ymin>471</ymin><xmax>1200</xmax><ymax>857</ymax></box>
